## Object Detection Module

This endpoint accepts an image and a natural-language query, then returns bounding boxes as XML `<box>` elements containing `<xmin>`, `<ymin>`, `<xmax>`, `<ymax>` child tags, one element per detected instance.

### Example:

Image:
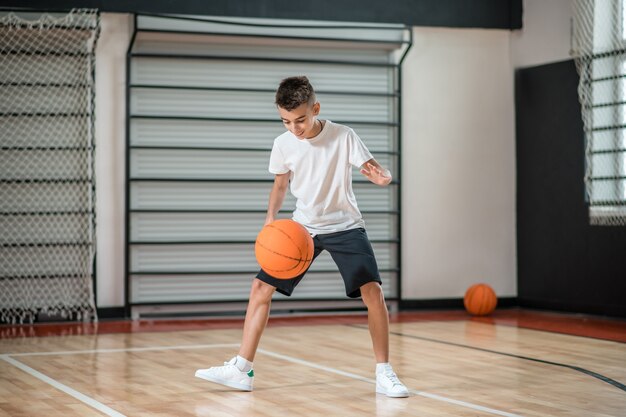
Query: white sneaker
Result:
<box><xmin>195</xmin><ymin>357</ymin><xmax>254</xmax><ymax>391</ymax></box>
<box><xmin>376</xmin><ymin>364</ymin><xmax>409</xmax><ymax>398</ymax></box>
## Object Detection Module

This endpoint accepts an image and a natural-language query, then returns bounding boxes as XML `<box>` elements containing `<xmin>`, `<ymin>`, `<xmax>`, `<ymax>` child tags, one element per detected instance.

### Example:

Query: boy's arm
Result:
<box><xmin>265</xmin><ymin>172</ymin><xmax>290</xmax><ymax>225</ymax></box>
<box><xmin>360</xmin><ymin>158</ymin><xmax>392</xmax><ymax>186</ymax></box>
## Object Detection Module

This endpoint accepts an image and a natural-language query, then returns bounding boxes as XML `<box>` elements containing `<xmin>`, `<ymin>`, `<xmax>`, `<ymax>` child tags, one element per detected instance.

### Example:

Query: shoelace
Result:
<box><xmin>380</xmin><ymin>368</ymin><xmax>402</xmax><ymax>386</ymax></box>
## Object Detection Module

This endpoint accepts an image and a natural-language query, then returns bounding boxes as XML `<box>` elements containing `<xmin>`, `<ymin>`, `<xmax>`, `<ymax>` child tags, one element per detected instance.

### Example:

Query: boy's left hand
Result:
<box><xmin>360</xmin><ymin>162</ymin><xmax>392</xmax><ymax>186</ymax></box>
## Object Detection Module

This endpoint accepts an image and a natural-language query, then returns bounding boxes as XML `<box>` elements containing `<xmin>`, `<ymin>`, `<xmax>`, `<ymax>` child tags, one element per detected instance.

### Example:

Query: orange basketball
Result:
<box><xmin>254</xmin><ymin>219</ymin><xmax>314</xmax><ymax>279</ymax></box>
<box><xmin>464</xmin><ymin>283</ymin><xmax>497</xmax><ymax>316</ymax></box>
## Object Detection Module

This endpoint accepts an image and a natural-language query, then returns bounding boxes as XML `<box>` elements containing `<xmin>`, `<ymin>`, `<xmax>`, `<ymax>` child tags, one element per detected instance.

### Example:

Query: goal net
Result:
<box><xmin>571</xmin><ymin>0</ymin><xmax>626</xmax><ymax>225</ymax></box>
<box><xmin>0</xmin><ymin>9</ymin><xmax>100</xmax><ymax>323</ymax></box>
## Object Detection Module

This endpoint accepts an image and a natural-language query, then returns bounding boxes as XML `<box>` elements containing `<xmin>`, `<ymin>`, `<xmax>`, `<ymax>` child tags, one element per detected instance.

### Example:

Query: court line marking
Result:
<box><xmin>2</xmin><ymin>342</ymin><xmax>523</xmax><ymax>417</ymax></box>
<box><xmin>0</xmin><ymin>343</ymin><xmax>238</xmax><ymax>417</ymax></box>
<box><xmin>386</xmin><ymin>328</ymin><xmax>626</xmax><ymax>392</ymax></box>
<box><xmin>0</xmin><ymin>355</ymin><xmax>127</xmax><ymax>417</ymax></box>
<box><xmin>4</xmin><ymin>343</ymin><xmax>240</xmax><ymax>357</ymax></box>
<box><xmin>350</xmin><ymin>324</ymin><xmax>626</xmax><ymax>393</ymax></box>
<box><xmin>257</xmin><ymin>348</ymin><xmax>525</xmax><ymax>417</ymax></box>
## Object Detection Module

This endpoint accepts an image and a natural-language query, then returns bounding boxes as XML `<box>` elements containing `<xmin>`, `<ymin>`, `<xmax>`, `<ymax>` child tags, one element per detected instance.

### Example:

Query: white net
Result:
<box><xmin>571</xmin><ymin>0</ymin><xmax>626</xmax><ymax>225</ymax></box>
<box><xmin>0</xmin><ymin>9</ymin><xmax>100</xmax><ymax>323</ymax></box>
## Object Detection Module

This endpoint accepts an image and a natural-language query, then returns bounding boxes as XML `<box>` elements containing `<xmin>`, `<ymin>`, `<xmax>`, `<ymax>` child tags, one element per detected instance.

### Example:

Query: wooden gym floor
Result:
<box><xmin>1</xmin><ymin>309</ymin><xmax>625</xmax><ymax>417</ymax></box>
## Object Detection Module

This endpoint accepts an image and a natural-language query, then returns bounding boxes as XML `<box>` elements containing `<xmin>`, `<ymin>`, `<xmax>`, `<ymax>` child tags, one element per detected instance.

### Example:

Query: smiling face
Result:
<box><xmin>278</xmin><ymin>101</ymin><xmax>321</xmax><ymax>140</ymax></box>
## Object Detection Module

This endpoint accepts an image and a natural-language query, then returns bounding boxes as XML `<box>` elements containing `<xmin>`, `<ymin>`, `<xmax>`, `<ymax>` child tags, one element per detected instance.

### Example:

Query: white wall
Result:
<box><xmin>401</xmin><ymin>27</ymin><xmax>517</xmax><ymax>299</ymax></box>
<box><xmin>510</xmin><ymin>0</ymin><xmax>573</xmax><ymax>68</ymax></box>
<box><xmin>95</xmin><ymin>13</ymin><xmax>133</xmax><ymax>307</ymax></box>
<box><xmin>400</xmin><ymin>0</ymin><xmax>576</xmax><ymax>300</ymax></box>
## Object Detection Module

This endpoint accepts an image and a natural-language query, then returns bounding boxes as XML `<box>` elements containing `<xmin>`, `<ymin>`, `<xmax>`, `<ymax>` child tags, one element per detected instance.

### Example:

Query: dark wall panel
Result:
<box><xmin>516</xmin><ymin>60</ymin><xmax>626</xmax><ymax>318</ymax></box>
<box><xmin>1</xmin><ymin>0</ymin><xmax>522</xmax><ymax>29</ymax></box>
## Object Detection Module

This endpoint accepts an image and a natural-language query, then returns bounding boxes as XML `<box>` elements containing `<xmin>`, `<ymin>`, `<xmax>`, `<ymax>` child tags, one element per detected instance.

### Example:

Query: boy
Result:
<box><xmin>195</xmin><ymin>76</ymin><xmax>408</xmax><ymax>398</ymax></box>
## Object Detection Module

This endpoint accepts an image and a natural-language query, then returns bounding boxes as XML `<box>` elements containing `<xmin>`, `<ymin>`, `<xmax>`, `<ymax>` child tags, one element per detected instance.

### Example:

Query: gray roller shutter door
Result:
<box><xmin>127</xmin><ymin>15</ymin><xmax>409</xmax><ymax>307</ymax></box>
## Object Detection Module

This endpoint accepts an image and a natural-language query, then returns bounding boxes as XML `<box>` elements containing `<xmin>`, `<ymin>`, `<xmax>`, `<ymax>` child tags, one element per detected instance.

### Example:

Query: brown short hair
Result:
<box><xmin>275</xmin><ymin>76</ymin><xmax>316</xmax><ymax>110</ymax></box>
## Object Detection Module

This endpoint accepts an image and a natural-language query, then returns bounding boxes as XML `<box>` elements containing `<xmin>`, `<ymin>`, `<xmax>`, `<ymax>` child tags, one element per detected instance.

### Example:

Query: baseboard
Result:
<box><xmin>97</xmin><ymin>307</ymin><xmax>127</xmax><ymax>320</ymax></box>
<box><xmin>400</xmin><ymin>297</ymin><xmax>518</xmax><ymax>310</ymax></box>
<box><xmin>517</xmin><ymin>298</ymin><xmax>626</xmax><ymax>318</ymax></box>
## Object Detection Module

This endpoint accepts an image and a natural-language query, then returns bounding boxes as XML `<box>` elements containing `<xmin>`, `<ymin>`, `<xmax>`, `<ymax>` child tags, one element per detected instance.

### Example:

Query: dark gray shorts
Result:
<box><xmin>256</xmin><ymin>227</ymin><xmax>382</xmax><ymax>298</ymax></box>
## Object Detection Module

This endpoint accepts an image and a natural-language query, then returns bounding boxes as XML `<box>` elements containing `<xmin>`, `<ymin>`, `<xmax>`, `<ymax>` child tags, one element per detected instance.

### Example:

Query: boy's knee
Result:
<box><xmin>360</xmin><ymin>282</ymin><xmax>384</xmax><ymax>306</ymax></box>
<box><xmin>250</xmin><ymin>279</ymin><xmax>275</xmax><ymax>303</ymax></box>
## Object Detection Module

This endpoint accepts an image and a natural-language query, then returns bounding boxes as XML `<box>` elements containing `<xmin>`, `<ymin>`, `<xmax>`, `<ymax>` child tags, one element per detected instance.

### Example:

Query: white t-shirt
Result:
<box><xmin>269</xmin><ymin>120</ymin><xmax>373</xmax><ymax>235</ymax></box>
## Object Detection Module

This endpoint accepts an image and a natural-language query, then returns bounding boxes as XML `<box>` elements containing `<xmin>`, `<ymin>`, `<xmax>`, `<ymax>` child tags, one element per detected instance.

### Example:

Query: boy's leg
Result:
<box><xmin>320</xmin><ymin>229</ymin><xmax>392</xmax><ymax>365</ymax></box>
<box><xmin>360</xmin><ymin>281</ymin><xmax>389</xmax><ymax>363</ymax></box>
<box><xmin>195</xmin><ymin>278</ymin><xmax>275</xmax><ymax>391</ymax></box>
<box><xmin>239</xmin><ymin>278</ymin><xmax>276</xmax><ymax>361</ymax></box>
<box><xmin>360</xmin><ymin>283</ymin><xmax>409</xmax><ymax>398</ymax></box>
